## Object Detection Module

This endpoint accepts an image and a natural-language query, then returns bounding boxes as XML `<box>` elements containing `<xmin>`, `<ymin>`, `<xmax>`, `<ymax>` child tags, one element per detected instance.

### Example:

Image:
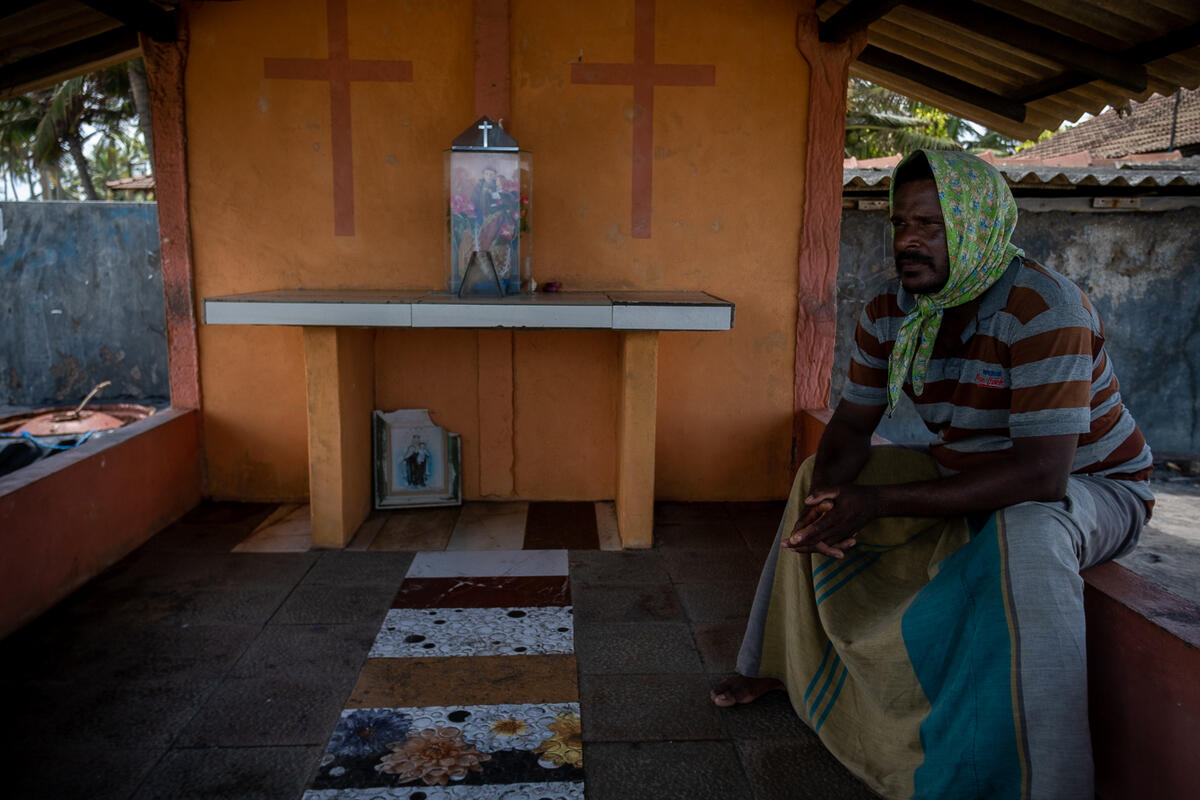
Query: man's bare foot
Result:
<box><xmin>710</xmin><ymin>674</ymin><xmax>784</xmax><ymax>707</ymax></box>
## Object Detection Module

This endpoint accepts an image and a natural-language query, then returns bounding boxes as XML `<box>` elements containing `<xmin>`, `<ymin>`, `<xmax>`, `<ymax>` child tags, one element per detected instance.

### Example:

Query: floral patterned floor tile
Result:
<box><xmin>303</xmin><ymin>782</ymin><xmax>583</xmax><ymax>799</ymax></box>
<box><xmin>369</xmin><ymin>607</ymin><xmax>574</xmax><ymax>658</ymax></box>
<box><xmin>307</xmin><ymin>704</ymin><xmax>583</xmax><ymax>797</ymax></box>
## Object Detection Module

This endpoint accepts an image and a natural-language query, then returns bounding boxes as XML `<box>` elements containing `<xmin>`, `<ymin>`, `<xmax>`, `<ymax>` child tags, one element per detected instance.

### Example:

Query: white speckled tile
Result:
<box><xmin>406</xmin><ymin>549</ymin><xmax>568</xmax><ymax>578</ymax></box>
<box><xmin>369</xmin><ymin>607</ymin><xmax>574</xmax><ymax>658</ymax></box>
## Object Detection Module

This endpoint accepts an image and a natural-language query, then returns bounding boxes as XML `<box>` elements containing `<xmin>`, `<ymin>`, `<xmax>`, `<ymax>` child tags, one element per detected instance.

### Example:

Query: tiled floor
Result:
<box><xmin>0</xmin><ymin>500</ymin><xmax>877</xmax><ymax>800</ymax></box>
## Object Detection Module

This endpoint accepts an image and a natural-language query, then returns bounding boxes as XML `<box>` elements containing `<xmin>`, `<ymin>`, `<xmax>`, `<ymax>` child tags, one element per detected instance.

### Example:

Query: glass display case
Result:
<box><xmin>444</xmin><ymin>116</ymin><xmax>532</xmax><ymax>295</ymax></box>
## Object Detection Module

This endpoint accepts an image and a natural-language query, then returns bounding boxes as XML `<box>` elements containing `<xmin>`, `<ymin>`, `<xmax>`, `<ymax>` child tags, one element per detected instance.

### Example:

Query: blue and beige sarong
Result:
<box><xmin>736</xmin><ymin>447</ymin><xmax>1145</xmax><ymax>800</ymax></box>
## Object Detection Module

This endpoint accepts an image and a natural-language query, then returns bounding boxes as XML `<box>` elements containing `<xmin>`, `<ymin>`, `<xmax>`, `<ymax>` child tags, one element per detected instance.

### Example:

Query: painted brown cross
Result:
<box><xmin>571</xmin><ymin>0</ymin><xmax>715</xmax><ymax>239</ymax></box>
<box><xmin>264</xmin><ymin>0</ymin><xmax>413</xmax><ymax>236</ymax></box>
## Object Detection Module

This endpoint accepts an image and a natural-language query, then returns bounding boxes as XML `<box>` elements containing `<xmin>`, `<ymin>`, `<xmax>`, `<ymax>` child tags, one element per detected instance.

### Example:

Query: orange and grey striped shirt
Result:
<box><xmin>844</xmin><ymin>257</ymin><xmax>1154</xmax><ymax>504</ymax></box>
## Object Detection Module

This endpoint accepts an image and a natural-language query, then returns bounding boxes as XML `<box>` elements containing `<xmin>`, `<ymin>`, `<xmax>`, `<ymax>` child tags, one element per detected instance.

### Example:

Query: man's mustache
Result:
<box><xmin>896</xmin><ymin>252</ymin><xmax>933</xmax><ymax>267</ymax></box>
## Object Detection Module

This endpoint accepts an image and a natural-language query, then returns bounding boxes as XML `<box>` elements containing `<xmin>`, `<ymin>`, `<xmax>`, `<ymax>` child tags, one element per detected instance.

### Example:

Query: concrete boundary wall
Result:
<box><xmin>0</xmin><ymin>201</ymin><xmax>168</xmax><ymax>408</ymax></box>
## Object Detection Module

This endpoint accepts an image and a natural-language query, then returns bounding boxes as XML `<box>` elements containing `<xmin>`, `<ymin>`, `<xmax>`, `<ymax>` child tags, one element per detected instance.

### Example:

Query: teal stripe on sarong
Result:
<box><xmin>815</xmin><ymin>663</ymin><xmax>849</xmax><ymax>732</ymax></box>
<box><xmin>803</xmin><ymin>641</ymin><xmax>834</xmax><ymax>705</ymax></box>
<box><xmin>813</xmin><ymin>549</ymin><xmax>873</xmax><ymax>591</ymax></box>
<box><xmin>808</xmin><ymin>653</ymin><xmax>843</xmax><ymax>719</ymax></box>
<box><xmin>901</xmin><ymin>513</ymin><xmax>1022</xmax><ymax>800</ymax></box>
<box><xmin>816</xmin><ymin>553</ymin><xmax>882</xmax><ymax>605</ymax></box>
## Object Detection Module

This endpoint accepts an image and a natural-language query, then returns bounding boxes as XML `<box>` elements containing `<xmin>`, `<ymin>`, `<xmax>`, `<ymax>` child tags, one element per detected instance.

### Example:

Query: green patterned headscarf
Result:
<box><xmin>885</xmin><ymin>150</ymin><xmax>1023</xmax><ymax>413</ymax></box>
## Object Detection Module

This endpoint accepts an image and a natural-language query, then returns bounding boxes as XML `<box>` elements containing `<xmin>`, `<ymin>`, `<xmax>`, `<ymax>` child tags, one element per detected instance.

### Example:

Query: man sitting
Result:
<box><xmin>711</xmin><ymin>150</ymin><xmax>1152</xmax><ymax>800</ymax></box>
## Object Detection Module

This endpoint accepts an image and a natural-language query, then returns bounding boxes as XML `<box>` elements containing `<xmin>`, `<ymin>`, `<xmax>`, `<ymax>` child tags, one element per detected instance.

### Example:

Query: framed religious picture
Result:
<box><xmin>373</xmin><ymin>409</ymin><xmax>462</xmax><ymax>508</ymax></box>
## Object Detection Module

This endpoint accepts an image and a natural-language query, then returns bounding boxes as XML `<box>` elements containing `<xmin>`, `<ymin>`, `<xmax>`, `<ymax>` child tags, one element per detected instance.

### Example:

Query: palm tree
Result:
<box><xmin>0</xmin><ymin>60</ymin><xmax>145</xmax><ymax>200</ymax></box>
<box><xmin>845</xmin><ymin>79</ymin><xmax>1020</xmax><ymax>158</ymax></box>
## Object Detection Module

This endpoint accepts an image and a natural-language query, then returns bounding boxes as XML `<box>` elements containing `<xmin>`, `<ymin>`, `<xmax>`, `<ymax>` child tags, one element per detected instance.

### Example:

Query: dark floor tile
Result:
<box><xmin>300</xmin><ymin>550</ymin><xmax>414</xmax><ymax>586</ymax></box>
<box><xmin>524</xmin><ymin>501</ymin><xmax>600</xmax><ymax>549</ymax></box>
<box><xmin>732</xmin><ymin>504</ymin><xmax>786</xmax><ymax>559</ymax></box>
<box><xmin>580</xmin><ymin>673</ymin><xmax>726</xmax><ymax>742</ymax></box>
<box><xmin>392</xmin><ymin>575</ymin><xmax>571</xmax><ymax>608</ymax></box>
<box><xmin>693</xmin><ymin>621</ymin><xmax>748</xmax><ymax>674</ymax></box>
<box><xmin>269</xmin><ymin>583</ymin><xmax>397</xmax><ymax>625</ymax></box>
<box><xmin>132</xmin><ymin>745</ymin><xmax>322</xmax><ymax>800</ymax></box>
<box><xmin>4</xmin><ymin>745</ymin><xmax>166</xmax><ymax>800</ymax></box>
<box><xmin>2</xmin><ymin>622</ymin><xmax>260</xmax><ymax>684</ymax></box>
<box><xmin>568</xmin><ymin>549</ymin><xmax>672</xmax><ymax>587</ymax></box>
<box><xmin>654</xmin><ymin>520</ymin><xmax>750</xmax><ymax>551</ymax></box>
<box><xmin>176</xmin><ymin>675</ymin><xmax>353</xmax><ymax>747</ymax></box>
<box><xmin>52</xmin><ymin>584</ymin><xmax>292</xmax><ymax>628</ymax></box>
<box><xmin>662</xmin><ymin>547</ymin><xmax>763</xmax><ymax>584</ymax></box>
<box><xmin>3</xmin><ymin>678</ymin><xmax>218</xmax><ymax>749</ymax></box>
<box><xmin>584</xmin><ymin>741</ymin><xmax>752</xmax><ymax>800</ymax></box>
<box><xmin>676</xmin><ymin>581</ymin><xmax>757</xmax><ymax>623</ymax></box>
<box><xmin>717</xmin><ymin>690</ymin><xmax>811</xmax><ymax>740</ymax></box>
<box><xmin>654</xmin><ymin>501</ymin><xmax>733</xmax><ymax>524</ymax></box>
<box><xmin>574</xmin><ymin>621</ymin><xmax>702</xmax><ymax>674</ymax></box>
<box><xmin>572</xmin><ymin>583</ymin><xmax>683</xmax><ymax>623</ymax></box>
<box><xmin>736</xmin><ymin>737</ymin><xmax>879</xmax><ymax>799</ymax></box>
<box><xmin>102</xmin><ymin>551</ymin><xmax>319</xmax><ymax>592</ymax></box>
<box><xmin>177</xmin><ymin>501</ymin><xmax>279</xmax><ymax>527</ymax></box>
<box><xmin>231</xmin><ymin>623</ymin><xmax>378</xmax><ymax>678</ymax></box>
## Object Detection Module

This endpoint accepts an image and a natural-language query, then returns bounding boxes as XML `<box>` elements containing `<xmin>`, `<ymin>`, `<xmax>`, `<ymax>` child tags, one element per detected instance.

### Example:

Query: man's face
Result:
<box><xmin>891</xmin><ymin>178</ymin><xmax>950</xmax><ymax>295</ymax></box>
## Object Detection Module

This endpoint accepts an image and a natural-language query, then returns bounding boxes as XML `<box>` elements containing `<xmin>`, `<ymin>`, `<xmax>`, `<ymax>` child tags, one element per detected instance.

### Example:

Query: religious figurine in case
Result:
<box><xmin>444</xmin><ymin>117</ymin><xmax>532</xmax><ymax>295</ymax></box>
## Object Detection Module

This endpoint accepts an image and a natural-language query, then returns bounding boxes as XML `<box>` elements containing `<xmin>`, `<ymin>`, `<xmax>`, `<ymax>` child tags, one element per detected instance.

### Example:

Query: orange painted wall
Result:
<box><xmin>188</xmin><ymin>0</ymin><xmax>807</xmax><ymax>502</ymax></box>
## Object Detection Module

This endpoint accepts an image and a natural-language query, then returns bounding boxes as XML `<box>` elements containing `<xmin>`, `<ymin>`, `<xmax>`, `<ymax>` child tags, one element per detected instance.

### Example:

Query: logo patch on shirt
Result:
<box><xmin>974</xmin><ymin>368</ymin><xmax>1007</xmax><ymax>388</ymax></box>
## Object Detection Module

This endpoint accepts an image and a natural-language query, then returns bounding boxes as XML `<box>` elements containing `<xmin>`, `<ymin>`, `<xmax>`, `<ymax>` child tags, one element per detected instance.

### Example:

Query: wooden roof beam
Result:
<box><xmin>0</xmin><ymin>26</ymin><xmax>138</xmax><ymax>98</ymax></box>
<box><xmin>1014</xmin><ymin>22</ymin><xmax>1200</xmax><ymax>105</ymax></box>
<box><xmin>858</xmin><ymin>45</ymin><xmax>1027</xmax><ymax>122</ymax></box>
<box><xmin>819</xmin><ymin>0</ymin><xmax>904</xmax><ymax>43</ymax></box>
<box><xmin>77</xmin><ymin>0</ymin><xmax>176</xmax><ymax>42</ymax></box>
<box><xmin>906</xmin><ymin>0</ymin><xmax>1146</xmax><ymax>94</ymax></box>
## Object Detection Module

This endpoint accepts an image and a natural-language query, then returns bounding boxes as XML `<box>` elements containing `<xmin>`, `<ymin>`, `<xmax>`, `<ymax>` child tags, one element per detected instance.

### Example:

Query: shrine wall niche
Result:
<box><xmin>187</xmin><ymin>0</ymin><xmax>809</xmax><ymax>502</ymax></box>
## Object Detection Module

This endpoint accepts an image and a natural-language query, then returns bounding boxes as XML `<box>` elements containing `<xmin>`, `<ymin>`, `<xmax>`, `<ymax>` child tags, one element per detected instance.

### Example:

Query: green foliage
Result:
<box><xmin>0</xmin><ymin>59</ymin><xmax>150</xmax><ymax>201</ymax></box>
<box><xmin>846</xmin><ymin>79</ymin><xmax>1022</xmax><ymax>159</ymax></box>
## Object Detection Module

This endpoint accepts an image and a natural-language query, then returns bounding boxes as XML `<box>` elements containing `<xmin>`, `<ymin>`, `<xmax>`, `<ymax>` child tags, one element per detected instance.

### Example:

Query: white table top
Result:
<box><xmin>204</xmin><ymin>290</ymin><xmax>734</xmax><ymax>331</ymax></box>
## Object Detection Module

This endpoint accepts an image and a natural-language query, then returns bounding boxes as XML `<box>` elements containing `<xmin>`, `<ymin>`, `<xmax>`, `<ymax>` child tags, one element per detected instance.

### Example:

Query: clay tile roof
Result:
<box><xmin>1019</xmin><ymin>88</ymin><xmax>1200</xmax><ymax>159</ymax></box>
<box><xmin>105</xmin><ymin>174</ymin><xmax>155</xmax><ymax>191</ymax></box>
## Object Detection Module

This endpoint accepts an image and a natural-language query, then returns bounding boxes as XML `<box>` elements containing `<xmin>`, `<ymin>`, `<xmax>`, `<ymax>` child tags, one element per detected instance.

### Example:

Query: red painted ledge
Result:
<box><xmin>0</xmin><ymin>407</ymin><xmax>203</xmax><ymax>638</ymax></box>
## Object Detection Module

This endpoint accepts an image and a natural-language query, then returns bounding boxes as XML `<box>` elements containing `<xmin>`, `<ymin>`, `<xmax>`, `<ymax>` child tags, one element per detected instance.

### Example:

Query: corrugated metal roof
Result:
<box><xmin>817</xmin><ymin>0</ymin><xmax>1200</xmax><ymax>141</ymax></box>
<box><xmin>844</xmin><ymin>158</ymin><xmax>1200</xmax><ymax>190</ymax></box>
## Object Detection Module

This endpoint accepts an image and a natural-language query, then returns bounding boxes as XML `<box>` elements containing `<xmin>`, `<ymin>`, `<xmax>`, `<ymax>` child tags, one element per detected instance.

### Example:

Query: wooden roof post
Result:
<box><xmin>793</xmin><ymin>5</ymin><xmax>865</xmax><ymax>467</ymax></box>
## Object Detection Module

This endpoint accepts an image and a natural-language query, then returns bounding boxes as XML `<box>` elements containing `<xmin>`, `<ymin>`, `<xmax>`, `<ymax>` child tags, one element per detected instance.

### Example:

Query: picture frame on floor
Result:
<box><xmin>373</xmin><ymin>408</ymin><xmax>462</xmax><ymax>509</ymax></box>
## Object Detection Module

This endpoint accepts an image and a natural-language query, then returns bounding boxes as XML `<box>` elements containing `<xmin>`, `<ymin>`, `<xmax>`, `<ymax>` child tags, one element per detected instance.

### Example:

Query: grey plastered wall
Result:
<box><xmin>834</xmin><ymin>207</ymin><xmax>1200</xmax><ymax>453</ymax></box>
<box><xmin>0</xmin><ymin>201</ymin><xmax>168</xmax><ymax>408</ymax></box>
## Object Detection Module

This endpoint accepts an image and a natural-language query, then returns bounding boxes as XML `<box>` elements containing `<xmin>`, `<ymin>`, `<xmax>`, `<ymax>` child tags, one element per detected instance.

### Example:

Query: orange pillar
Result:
<box><xmin>303</xmin><ymin>327</ymin><xmax>376</xmax><ymax>547</ymax></box>
<box><xmin>616</xmin><ymin>330</ymin><xmax>658</xmax><ymax>548</ymax></box>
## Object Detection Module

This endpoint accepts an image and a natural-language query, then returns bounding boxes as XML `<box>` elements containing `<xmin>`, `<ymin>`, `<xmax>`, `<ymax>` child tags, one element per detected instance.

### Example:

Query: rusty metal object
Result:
<box><xmin>1</xmin><ymin>391</ymin><xmax>156</xmax><ymax>437</ymax></box>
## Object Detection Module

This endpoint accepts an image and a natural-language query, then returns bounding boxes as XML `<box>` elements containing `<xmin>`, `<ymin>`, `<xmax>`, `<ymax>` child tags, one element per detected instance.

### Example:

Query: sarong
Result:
<box><xmin>736</xmin><ymin>447</ymin><xmax>1145</xmax><ymax>800</ymax></box>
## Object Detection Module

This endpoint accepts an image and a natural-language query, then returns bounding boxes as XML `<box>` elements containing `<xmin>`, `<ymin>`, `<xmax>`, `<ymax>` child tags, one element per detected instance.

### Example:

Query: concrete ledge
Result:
<box><xmin>0</xmin><ymin>407</ymin><xmax>203</xmax><ymax>638</ymax></box>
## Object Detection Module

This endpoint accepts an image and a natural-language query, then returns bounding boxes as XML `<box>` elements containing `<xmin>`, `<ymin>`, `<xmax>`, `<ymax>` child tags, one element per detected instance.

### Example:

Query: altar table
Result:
<box><xmin>204</xmin><ymin>290</ymin><xmax>734</xmax><ymax>549</ymax></box>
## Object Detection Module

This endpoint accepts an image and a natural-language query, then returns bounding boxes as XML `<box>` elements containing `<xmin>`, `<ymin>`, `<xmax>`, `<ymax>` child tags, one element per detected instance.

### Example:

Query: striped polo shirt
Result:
<box><xmin>844</xmin><ymin>257</ymin><xmax>1154</xmax><ymax>504</ymax></box>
